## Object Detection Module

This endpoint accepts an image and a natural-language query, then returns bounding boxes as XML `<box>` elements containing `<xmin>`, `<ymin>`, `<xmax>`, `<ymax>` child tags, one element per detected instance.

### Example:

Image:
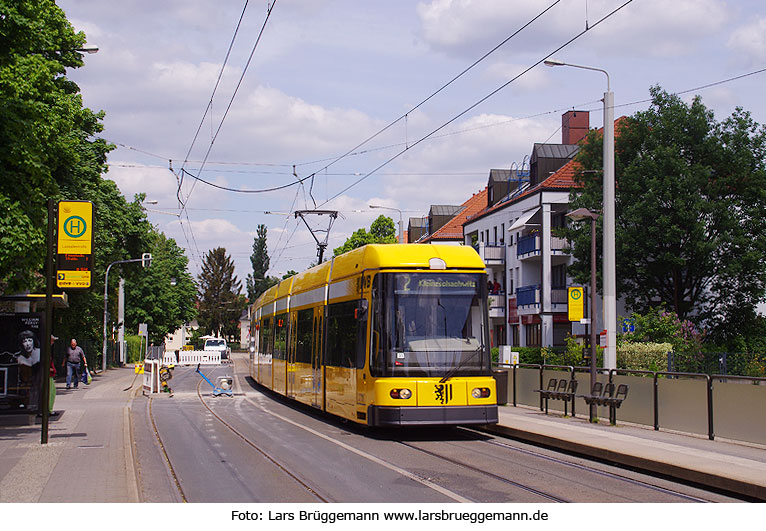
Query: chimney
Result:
<box><xmin>562</xmin><ymin>110</ymin><xmax>589</xmax><ymax>145</ymax></box>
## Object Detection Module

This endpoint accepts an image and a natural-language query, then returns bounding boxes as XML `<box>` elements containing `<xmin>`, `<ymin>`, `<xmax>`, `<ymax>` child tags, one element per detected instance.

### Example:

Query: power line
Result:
<box><xmin>319</xmin><ymin>0</ymin><xmax>636</xmax><ymax>206</ymax></box>
<box><xmin>288</xmin><ymin>0</ymin><xmax>565</xmax><ymax>178</ymax></box>
<box><xmin>179</xmin><ymin>0</ymin><xmax>278</xmax><ymax>211</ymax></box>
<box><xmin>180</xmin><ymin>0</ymin><xmax>251</xmax><ymax>174</ymax></box>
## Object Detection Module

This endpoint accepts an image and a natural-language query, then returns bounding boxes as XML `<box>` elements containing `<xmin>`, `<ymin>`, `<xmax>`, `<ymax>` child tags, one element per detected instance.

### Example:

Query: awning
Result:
<box><xmin>508</xmin><ymin>208</ymin><xmax>540</xmax><ymax>231</ymax></box>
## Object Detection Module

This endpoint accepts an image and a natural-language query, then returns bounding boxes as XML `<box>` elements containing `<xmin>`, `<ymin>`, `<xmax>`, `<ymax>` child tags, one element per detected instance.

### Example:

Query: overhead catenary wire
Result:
<box><xmin>279</xmin><ymin>0</ymin><xmax>566</xmax><ymax>182</ymax></box>
<box><xmin>112</xmin><ymin>63</ymin><xmax>766</xmax><ymax>195</ymax></box>
<box><xmin>318</xmin><ymin>0</ymin><xmax>636</xmax><ymax>206</ymax></box>
<box><xmin>179</xmin><ymin>0</ymin><xmax>251</xmax><ymax>175</ymax></box>
<box><xmin>178</xmin><ymin>0</ymin><xmax>278</xmax><ymax>212</ymax></box>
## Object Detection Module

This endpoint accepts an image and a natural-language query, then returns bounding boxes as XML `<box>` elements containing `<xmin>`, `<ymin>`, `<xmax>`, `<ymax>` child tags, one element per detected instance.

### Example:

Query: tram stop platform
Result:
<box><xmin>0</xmin><ymin>364</ymin><xmax>764</xmax><ymax>502</ymax></box>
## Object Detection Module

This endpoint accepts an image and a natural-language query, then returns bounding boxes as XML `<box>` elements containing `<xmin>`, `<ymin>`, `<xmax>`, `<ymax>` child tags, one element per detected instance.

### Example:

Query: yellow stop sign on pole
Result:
<box><xmin>568</xmin><ymin>287</ymin><xmax>584</xmax><ymax>322</ymax></box>
<box><xmin>58</xmin><ymin>201</ymin><xmax>93</xmax><ymax>254</ymax></box>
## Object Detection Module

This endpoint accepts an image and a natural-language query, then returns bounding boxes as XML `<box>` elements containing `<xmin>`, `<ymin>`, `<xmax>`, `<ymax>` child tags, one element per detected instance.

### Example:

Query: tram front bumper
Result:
<box><xmin>367</xmin><ymin>404</ymin><xmax>498</xmax><ymax>426</ymax></box>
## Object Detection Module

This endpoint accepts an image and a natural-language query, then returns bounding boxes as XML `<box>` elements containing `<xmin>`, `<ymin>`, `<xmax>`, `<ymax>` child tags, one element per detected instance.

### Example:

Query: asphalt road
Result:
<box><xmin>129</xmin><ymin>353</ymin><xmax>738</xmax><ymax>503</ymax></box>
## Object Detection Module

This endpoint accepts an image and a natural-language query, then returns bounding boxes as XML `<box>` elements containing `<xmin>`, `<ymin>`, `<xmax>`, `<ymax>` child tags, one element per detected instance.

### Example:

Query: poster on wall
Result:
<box><xmin>0</xmin><ymin>313</ymin><xmax>44</xmax><ymax>413</ymax></box>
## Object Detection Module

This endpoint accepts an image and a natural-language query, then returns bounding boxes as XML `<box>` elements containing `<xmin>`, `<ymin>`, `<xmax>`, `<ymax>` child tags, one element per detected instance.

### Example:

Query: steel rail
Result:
<box><xmin>195</xmin><ymin>378</ymin><xmax>330</xmax><ymax>503</ymax></box>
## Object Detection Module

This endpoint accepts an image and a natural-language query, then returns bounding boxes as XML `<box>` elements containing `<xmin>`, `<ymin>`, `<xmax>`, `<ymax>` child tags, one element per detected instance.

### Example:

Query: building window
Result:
<box><xmin>552</xmin><ymin>264</ymin><xmax>567</xmax><ymax>288</ymax></box>
<box><xmin>500</xmin><ymin>223</ymin><xmax>504</xmax><ymax>244</ymax></box>
<box><xmin>493</xmin><ymin>226</ymin><xmax>498</xmax><ymax>245</ymax></box>
<box><xmin>525</xmin><ymin>323</ymin><xmax>541</xmax><ymax>347</ymax></box>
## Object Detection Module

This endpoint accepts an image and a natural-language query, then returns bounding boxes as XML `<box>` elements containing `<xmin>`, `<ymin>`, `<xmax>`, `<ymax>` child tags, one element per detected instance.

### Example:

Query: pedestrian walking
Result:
<box><xmin>63</xmin><ymin>338</ymin><xmax>86</xmax><ymax>390</ymax></box>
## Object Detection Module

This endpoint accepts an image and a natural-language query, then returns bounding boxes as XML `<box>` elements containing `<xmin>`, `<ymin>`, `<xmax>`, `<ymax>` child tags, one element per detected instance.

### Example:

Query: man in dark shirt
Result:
<box><xmin>64</xmin><ymin>338</ymin><xmax>85</xmax><ymax>390</ymax></box>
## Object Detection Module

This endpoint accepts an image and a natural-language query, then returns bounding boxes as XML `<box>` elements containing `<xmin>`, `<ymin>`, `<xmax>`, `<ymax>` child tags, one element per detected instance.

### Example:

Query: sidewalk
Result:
<box><xmin>485</xmin><ymin>404</ymin><xmax>766</xmax><ymax>501</ymax></box>
<box><xmin>0</xmin><ymin>366</ymin><xmax>140</xmax><ymax>503</ymax></box>
<box><xmin>1</xmin><ymin>366</ymin><xmax>765</xmax><ymax>502</ymax></box>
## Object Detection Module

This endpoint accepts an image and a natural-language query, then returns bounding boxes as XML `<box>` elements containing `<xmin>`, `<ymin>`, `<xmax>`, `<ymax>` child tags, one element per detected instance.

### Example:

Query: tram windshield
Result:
<box><xmin>371</xmin><ymin>272</ymin><xmax>491</xmax><ymax>377</ymax></box>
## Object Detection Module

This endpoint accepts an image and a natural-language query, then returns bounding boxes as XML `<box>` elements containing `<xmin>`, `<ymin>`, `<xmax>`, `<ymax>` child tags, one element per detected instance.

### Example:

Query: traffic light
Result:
<box><xmin>142</xmin><ymin>253</ymin><xmax>152</xmax><ymax>267</ymax></box>
<box><xmin>582</xmin><ymin>347</ymin><xmax>591</xmax><ymax>364</ymax></box>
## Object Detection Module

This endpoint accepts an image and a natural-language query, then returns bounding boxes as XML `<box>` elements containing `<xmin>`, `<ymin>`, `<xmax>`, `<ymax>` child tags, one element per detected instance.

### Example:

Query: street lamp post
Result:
<box><xmin>369</xmin><ymin>205</ymin><xmax>404</xmax><ymax>244</ymax></box>
<box><xmin>567</xmin><ymin>208</ymin><xmax>599</xmax><ymax>422</ymax></box>
<box><xmin>102</xmin><ymin>256</ymin><xmax>149</xmax><ymax>372</ymax></box>
<box><xmin>545</xmin><ymin>58</ymin><xmax>616</xmax><ymax>369</ymax></box>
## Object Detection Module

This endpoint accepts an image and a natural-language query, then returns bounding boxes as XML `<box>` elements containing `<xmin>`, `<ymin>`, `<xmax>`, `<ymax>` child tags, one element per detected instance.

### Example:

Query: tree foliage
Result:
<box><xmin>0</xmin><ymin>0</ymin><xmax>110</xmax><ymax>294</ymax></box>
<box><xmin>333</xmin><ymin>215</ymin><xmax>397</xmax><ymax>256</ymax></box>
<box><xmin>198</xmin><ymin>248</ymin><xmax>245</xmax><ymax>339</ymax></box>
<box><xmin>564</xmin><ymin>86</ymin><xmax>766</xmax><ymax>336</ymax></box>
<box><xmin>1</xmin><ymin>3</ymin><xmax>199</xmax><ymax>353</ymax></box>
<box><xmin>125</xmin><ymin>231</ymin><xmax>197</xmax><ymax>344</ymax></box>
<box><xmin>246</xmin><ymin>224</ymin><xmax>278</xmax><ymax>300</ymax></box>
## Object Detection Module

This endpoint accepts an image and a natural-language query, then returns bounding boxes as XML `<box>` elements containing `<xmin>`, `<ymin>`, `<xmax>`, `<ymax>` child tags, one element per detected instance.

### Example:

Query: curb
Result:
<box><xmin>483</xmin><ymin>423</ymin><xmax>766</xmax><ymax>501</ymax></box>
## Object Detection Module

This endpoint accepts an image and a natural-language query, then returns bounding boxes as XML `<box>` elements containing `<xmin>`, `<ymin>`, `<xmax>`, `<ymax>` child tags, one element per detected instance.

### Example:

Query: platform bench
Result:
<box><xmin>533</xmin><ymin>377</ymin><xmax>578</xmax><ymax>416</ymax></box>
<box><xmin>578</xmin><ymin>382</ymin><xmax>629</xmax><ymax>424</ymax></box>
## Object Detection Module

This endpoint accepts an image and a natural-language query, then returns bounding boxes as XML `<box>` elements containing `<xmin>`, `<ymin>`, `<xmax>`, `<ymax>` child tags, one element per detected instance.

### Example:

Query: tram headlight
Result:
<box><xmin>390</xmin><ymin>388</ymin><xmax>412</xmax><ymax>400</ymax></box>
<box><xmin>472</xmin><ymin>387</ymin><xmax>491</xmax><ymax>399</ymax></box>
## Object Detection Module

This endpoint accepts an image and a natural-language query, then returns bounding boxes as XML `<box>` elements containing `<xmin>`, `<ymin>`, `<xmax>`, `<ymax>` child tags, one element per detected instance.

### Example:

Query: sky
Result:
<box><xmin>57</xmin><ymin>0</ymin><xmax>766</xmax><ymax>285</ymax></box>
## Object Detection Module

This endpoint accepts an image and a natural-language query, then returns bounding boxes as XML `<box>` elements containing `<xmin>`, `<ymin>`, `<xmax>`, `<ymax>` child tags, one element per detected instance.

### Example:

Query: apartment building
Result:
<box><xmin>463</xmin><ymin>110</ymin><xmax>608</xmax><ymax>348</ymax></box>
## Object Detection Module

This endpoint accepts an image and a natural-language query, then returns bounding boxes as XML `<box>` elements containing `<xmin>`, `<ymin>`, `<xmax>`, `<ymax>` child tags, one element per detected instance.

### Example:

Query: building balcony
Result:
<box><xmin>517</xmin><ymin>235</ymin><xmax>540</xmax><ymax>257</ymax></box>
<box><xmin>516</xmin><ymin>284</ymin><xmax>540</xmax><ymax>307</ymax></box>
<box><xmin>488</xmin><ymin>293</ymin><xmax>505</xmax><ymax>319</ymax></box>
<box><xmin>474</xmin><ymin>243</ymin><xmax>505</xmax><ymax>267</ymax></box>
<box><xmin>517</xmin><ymin>235</ymin><xmax>570</xmax><ymax>259</ymax></box>
<box><xmin>515</xmin><ymin>286</ymin><xmax>568</xmax><ymax>313</ymax></box>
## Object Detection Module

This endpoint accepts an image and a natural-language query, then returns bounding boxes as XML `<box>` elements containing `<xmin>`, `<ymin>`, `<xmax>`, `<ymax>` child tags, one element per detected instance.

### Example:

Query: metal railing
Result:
<box><xmin>516</xmin><ymin>285</ymin><xmax>540</xmax><ymax>306</ymax></box>
<box><xmin>517</xmin><ymin>234</ymin><xmax>540</xmax><ymax>256</ymax></box>
<box><xmin>483</xmin><ymin>244</ymin><xmax>505</xmax><ymax>262</ymax></box>
<box><xmin>494</xmin><ymin>362</ymin><xmax>766</xmax><ymax>444</ymax></box>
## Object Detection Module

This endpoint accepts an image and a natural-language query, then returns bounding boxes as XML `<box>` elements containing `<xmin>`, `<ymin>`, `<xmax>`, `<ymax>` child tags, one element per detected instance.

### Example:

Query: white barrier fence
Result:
<box><xmin>143</xmin><ymin>359</ymin><xmax>160</xmax><ymax>393</ymax></box>
<box><xmin>161</xmin><ymin>350</ymin><xmax>222</xmax><ymax>366</ymax></box>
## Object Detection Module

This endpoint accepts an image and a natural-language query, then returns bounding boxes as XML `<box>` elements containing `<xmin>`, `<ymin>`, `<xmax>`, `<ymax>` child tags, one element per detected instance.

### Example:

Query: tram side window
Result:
<box><xmin>295</xmin><ymin>308</ymin><xmax>314</xmax><ymax>364</ymax></box>
<box><xmin>274</xmin><ymin>313</ymin><xmax>288</xmax><ymax>360</ymax></box>
<box><xmin>260</xmin><ymin>318</ymin><xmax>273</xmax><ymax>357</ymax></box>
<box><xmin>326</xmin><ymin>300</ymin><xmax>360</xmax><ymax>368</ymax></box>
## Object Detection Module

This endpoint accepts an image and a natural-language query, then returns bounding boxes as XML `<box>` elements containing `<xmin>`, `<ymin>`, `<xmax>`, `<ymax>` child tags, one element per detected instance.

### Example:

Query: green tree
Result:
<box><xmin>125</xmin><ymin>232</ymin><xmax>197</xmax><ymax>344</ymax></box>
<box><xmin>197</xmin><ymin>248</ymin><xmax>244</xmax><ymax>339</ymax></box>
<box><xmin>0</xmin><ymin>0</ymin><xmax>111</xmax><ymax>294</ymax></box>
<box><xmin>246</xmin><ymin>224</ymin><xmax>278</xmax><ymax>300</ymax></box>
<box><xmin>564</xmin><ymin>86</ymin><xmax>766</xmax><ymax>335</ymax></box>
<box><xmin>333</xmin><ymin>215</ymin><xmax>396</xmax><ymax>256</ymax></box>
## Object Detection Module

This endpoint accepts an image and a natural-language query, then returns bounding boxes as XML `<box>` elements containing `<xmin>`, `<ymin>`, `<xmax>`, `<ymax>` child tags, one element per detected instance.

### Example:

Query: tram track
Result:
<box><xmin>193</xmin><ymin>378</ymin><xmax>331</xmax><ymax>503</ymax></box>
<box><xmin>396</xmin><ymin>440</ymin><xmax>570</xmax><ymax>502</ymax></box>
<box><xmin>144</xmin><ymin>364</ymin><xmax>329</xmax><ymax>503</ymax></box>
<box><xmin>146</xmin><ymin>359</ymin><xmax>731</xmax><ymax>503</ymax></box>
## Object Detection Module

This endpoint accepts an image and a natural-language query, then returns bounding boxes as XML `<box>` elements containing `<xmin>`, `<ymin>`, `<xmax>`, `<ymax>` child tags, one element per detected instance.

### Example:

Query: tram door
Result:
<box><xmin>286</xmin><ymin>312</ymin><xmax>297</xmax><ymax>398</ymax></box>
<box><xmin>311</xmin><ymin>307</ymin><xmax>324</xmax><ymax>409</ymax></box>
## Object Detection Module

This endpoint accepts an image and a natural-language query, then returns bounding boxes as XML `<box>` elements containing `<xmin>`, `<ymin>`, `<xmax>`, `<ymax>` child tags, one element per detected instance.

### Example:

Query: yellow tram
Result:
<box><xmin>249</xmin><ymin>244</ymin><xmax>498</xmax><ymax>426</ymax></box>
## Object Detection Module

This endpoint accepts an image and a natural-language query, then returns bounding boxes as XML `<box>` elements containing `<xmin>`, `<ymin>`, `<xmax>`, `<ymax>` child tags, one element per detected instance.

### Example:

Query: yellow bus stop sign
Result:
<box><xmin>57</xmin><ymin>201</ymin><xmax>93</xmax><ymax>289</ymax></box>
<box><xmin>568</xmin><ymin>287</ymin><xmax>584</xmax><ymax>322</ymax></box>
<box><xmin>58</xmin><ymin>201</ymin><xmax>93</xmax><ymax>254</ymax></box>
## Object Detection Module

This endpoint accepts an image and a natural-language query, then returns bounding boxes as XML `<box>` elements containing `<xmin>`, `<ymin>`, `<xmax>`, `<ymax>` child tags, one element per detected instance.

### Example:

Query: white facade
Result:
<box><xmin>465</xmin><ymin>188</ymin><xmax>607</xmax><ymax>349</ymax></box>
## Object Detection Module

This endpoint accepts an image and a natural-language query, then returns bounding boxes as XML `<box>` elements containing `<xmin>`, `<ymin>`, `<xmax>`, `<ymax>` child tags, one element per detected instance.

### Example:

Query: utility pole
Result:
<box><xmin>102</xmin><ymin>254</ymin><xmax>151</xmax><ymax>372</ymax></box>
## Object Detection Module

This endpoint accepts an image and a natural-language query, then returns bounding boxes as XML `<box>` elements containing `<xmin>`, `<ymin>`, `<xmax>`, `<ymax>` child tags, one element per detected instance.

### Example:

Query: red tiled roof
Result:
<box><xmin>464</xmin><ymin>116</ymin><xmax>628</xmax><ymax>225</ymax></box>
<box><xmin>420</xmin><ymin>187</ymin><xmax>488</xmax><ymax>243</ymax></box>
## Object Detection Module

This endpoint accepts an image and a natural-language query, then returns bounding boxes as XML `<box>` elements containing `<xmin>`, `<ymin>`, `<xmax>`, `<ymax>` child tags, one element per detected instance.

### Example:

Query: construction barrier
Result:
<box><xmin>177</xmin><ymin>351</ymin><xmax>222</xmax><ymax>366</ymax></box>
<box><xmin>143</xmin><ymin>359</ymin><xmax>160</xmax><ymax>393</ymax></box>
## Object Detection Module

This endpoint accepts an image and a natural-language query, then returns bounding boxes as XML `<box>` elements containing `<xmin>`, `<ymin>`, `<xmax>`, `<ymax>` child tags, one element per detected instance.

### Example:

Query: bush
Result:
<box><xmin>617</xmin><ymin>342</ymin><xmax>672</xmax><ymax>372</ymax></box>
<box><xmin>621</xmin><ymin>306</ymin><xmax>703</xmax><ymax>355</ymax></box>
<box><xmin>125</xmin><ymin>335</ymin><xmax>144</xmax><ymax>363</ymax></box>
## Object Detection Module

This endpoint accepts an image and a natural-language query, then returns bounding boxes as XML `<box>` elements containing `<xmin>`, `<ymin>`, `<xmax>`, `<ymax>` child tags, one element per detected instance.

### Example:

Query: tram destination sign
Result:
<box><xmin>57</xmin><ymin>201</ymin><xmax>94</xmax><ymax>290</ymax></box>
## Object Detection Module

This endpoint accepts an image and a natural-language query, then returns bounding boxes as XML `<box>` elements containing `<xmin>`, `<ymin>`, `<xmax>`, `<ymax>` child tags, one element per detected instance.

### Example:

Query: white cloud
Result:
<box><xmin>727</xmin><ymin>16</ymin><xmax>766</xmax><ymax>65</ymax></box>
<box><xmin>416</xmin><ymin>0</ymin><xmax>730</xmax><ymax>59</ymax></box>
<box><xmin>106</xmin><ymin>162</ymin><xmax>179</xmax><ymax>201</ymax></box>
<box><xmin>484</xmin><ymin>62</ymin><xmax>549</xmax><ymax>91</ymax></box>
